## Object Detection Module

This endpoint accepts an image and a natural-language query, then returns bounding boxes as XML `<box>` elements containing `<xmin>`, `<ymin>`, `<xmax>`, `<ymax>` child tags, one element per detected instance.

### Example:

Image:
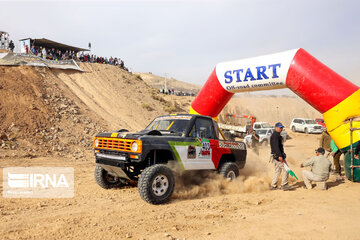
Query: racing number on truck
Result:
<box><xmin>201</xmin><ymin>140</ymin><xmax>211</xmax><ymax>156</ymax></box>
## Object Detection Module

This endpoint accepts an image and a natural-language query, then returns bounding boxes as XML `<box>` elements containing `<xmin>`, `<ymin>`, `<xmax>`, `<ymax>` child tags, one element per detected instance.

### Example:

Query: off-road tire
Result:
<box><xmin>94</xmin><ymin>164</ymin><xmax>124</xmax><ymax>189</ymax></box>
<box><xmin>219</xmin><ymin>162</ymin><xmax>239</xmax><ymax>181</ymax></box>
<box><xmin>138</xmin><ymin>164</ymin><xmax>175</xmax><ymax>205</ymax></box>
<box><xmin>261</xmin><ymin>140</ymin><xmax>268</xmax><ymax>147</ymax></box>
<box><xmin>305</xmin><ymin>128</ymin><xmax>309</xmax><ymax>134</ymax></box>
<box><xmin>291</xmin><ymin>126</ymin><xmax>296</xmax><ymax>132</ymax></box>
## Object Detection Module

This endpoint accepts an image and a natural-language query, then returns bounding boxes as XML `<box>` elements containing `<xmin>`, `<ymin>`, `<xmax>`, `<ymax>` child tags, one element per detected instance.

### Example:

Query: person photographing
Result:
<box><xmin>270</xmin><ymin>122</ymin><xmax>291</xmax><ymax>191</ymax></box>
<box><xmin>251</xmin><ymin>130</ymin><xmax>260</xmax><ymax>155</ymax></box>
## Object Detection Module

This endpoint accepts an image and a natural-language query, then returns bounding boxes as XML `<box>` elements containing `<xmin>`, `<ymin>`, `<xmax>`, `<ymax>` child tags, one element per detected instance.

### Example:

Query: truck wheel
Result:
<box><xmin>219</xmin><ymin>162</ymin><xmax>239</xmax><ymax>181</ymax></box>
<box><xmin>138</xmin><ymin>164</ymin><xmax>175</xmax><ymax>205</ymax></box>
<box><xmin>291</xmin><ymin>126</ymin><xmax>296</xmax><ymax>132</ymax></box>
<box><xmin>261</xmin><ymin>140</ymin><xmax>268</xmax><ymax>147</ymax></box>
<box><xmin>94</xmin><ymin>165</ymin><xmax>124</xmax><ymax>189</ymax></box>
<box><xmin>305</xmin><ymin>128</ymin><xmax>309</xmax><ymax>134</ymax></box>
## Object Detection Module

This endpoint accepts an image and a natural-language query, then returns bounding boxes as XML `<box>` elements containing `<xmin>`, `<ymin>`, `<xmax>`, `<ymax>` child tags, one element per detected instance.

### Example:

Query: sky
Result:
<box><xmin>1</xmin><ymin>0</ymin><xmax>360</xmax><ymax>95</ymax></box>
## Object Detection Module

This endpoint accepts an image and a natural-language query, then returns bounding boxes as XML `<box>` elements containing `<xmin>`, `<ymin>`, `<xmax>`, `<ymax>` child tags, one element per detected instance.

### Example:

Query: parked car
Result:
<box><xmin>315</xmin><ymin>118</ymin><xmax>326</xmax><ymax>128</ymax></box>
<box><xmin>290</xmin><ymin>118</ymin><xmax>323</xmax><ymax>134</ymax></box>
<box><xmin>244</xmin><ymin>128</ymin><xmax>287</xmax><ymax>147</ymax></box>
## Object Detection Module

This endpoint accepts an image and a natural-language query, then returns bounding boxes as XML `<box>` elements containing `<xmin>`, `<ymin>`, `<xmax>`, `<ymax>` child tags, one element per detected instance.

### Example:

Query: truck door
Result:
<box><xmin>186</xmin><ymin>117</ymin><xmax>217</xmax><ymax>170</ymax></box>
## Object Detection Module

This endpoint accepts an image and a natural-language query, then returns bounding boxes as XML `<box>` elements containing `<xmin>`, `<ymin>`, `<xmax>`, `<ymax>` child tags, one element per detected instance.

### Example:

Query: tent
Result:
<box><xmin>19</xmin><ymin>38</ymin><xmax>89</xmax><ymax>52</ymax></box>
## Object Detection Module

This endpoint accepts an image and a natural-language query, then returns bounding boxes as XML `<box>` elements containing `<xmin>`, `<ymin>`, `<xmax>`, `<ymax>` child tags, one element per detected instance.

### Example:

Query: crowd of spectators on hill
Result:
<box><xmin>78</xmin><ymin>52</ymin><xmax>125</xmax><ymax>69</ymax></box>
<box><xmin>23</xmin><ymin>46</ymin><xmax>127</xmax><ymax>70</ymax></box>
<box><xmin>160</xmin><ymin>88</ymin><xmax>196</xmax><ymax>96</ymax></box>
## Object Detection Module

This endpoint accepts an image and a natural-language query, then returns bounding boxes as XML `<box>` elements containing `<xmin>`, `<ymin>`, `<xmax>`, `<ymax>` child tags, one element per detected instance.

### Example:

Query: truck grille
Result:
<box><xmin>314</xmin><ymin>126</ymin><xmax>322</xmax><ymax>129</ymax></box>
<box><xmin>93</xmin><ymin>138</ymin><xmax>142</xmax><ymax>153</ymax></box>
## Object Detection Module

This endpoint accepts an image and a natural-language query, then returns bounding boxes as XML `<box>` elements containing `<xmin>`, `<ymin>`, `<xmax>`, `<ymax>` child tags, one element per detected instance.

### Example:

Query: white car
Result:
<box><xmin>290</xmin><ymin>118</ymin><xmax>323</xmax><ymax>134</ymax></box>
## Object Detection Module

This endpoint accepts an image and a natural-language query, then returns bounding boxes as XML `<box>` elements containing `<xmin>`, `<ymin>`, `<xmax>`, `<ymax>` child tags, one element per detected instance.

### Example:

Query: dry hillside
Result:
<box><xmin>136</xmin><ymin>72</ymin><xmax>201</xmax><ymax>94</ymax></box>
<box><xmin>0</xmin><ymin>64</ymin><xmax>190</xmax><ymax>158</ymax></box>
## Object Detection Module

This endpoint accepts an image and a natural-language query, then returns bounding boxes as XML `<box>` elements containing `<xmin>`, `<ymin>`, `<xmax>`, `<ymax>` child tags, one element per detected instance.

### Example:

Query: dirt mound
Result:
<box><xmin>0</xmin><ymin>64</ymin><xmax>190</xmax><ymax>158</ymax></box>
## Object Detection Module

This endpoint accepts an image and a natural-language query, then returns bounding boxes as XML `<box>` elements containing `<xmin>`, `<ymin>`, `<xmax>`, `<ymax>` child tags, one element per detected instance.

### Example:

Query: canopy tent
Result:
<box><xmin>19</xmin><ymin>38</ymin><xmax>89</xmax><ymax>52</ymax></box>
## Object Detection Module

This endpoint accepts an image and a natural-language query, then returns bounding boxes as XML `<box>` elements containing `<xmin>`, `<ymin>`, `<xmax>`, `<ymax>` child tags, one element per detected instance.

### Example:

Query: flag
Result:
<box><xmin>283</xmin><ymin>162</ymin><xmax>298</xmax><ymax>180</ymax></box>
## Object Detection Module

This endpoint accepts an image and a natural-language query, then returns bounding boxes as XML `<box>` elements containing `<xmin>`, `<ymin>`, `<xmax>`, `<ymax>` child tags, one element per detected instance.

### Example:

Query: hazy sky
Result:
<box><xmin>1</xmin><ymin>0</ymin><xmax>359</xmax><ymax>95</ymax></box>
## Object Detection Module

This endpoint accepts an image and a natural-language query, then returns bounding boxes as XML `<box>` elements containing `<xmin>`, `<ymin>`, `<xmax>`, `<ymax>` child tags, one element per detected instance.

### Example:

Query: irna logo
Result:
<box><xmin>3</xmin><ymin>167</ymin><xmax>74</xmax><ymax>198</ymax></box>
<box><xmin>7</xmin><ymin>173</ymin><xmax>69</xmax><ymax>188</ymax></box>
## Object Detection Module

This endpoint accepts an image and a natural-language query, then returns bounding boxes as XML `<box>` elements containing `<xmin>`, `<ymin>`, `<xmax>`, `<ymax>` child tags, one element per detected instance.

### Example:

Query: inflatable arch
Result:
<box><xmin>190</xmin><ymin>48</ymin><xmax>360</xmax><ymax>152</ymax></box>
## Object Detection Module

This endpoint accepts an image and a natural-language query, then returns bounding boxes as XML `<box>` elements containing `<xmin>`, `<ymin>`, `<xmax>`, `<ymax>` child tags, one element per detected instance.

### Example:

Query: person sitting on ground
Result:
<box><xmin>300</xmin><ymin>147</ymin><xmax>332</xmax><ymax>190</ymax></box>
<box><xmin>355</xmin><ymin>141</ymin><xmax>360</xmax><ymax>160</ymax></box>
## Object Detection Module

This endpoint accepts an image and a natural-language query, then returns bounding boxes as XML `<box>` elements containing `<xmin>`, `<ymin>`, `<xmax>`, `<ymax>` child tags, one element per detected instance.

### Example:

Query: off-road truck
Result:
<box><xmin>93</xmin><ymin>114</ymin><xmax>247</xmax><ymax>204</ymax></box>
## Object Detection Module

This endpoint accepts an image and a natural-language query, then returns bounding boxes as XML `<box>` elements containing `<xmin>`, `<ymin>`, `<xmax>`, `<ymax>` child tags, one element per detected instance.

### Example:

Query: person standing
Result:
<box><xmin>270</xmin><ymin>122</ymin><xmax>291</xmax><ymax>191</ymax></box>
<box><xmin>251</xmin><ymin>130</ymin><xmax>260</xmax><ymax>155</ymax></box>
<box><xmin>320</xmin><ymin>130</ymin><xmax>332</xmax><ymax>156</ymax></box>
<box><xmin>9</xmin><ymin>40</ymin><xmax>14</xmax><ymax>52</ymax></box>
<box><xmin>42</xmin><ymin>47</ymin><xmax>47</xmax><ymax>59</ymax></box>
<box><xmin>330</xmin><ymin>139</ymin><xmax>342</xmax><ymax>176</ymax></box>
<box><xmin>300</xmin><ymin>147</ymin><xmax>332</xmax><ymax>190</ymax></box>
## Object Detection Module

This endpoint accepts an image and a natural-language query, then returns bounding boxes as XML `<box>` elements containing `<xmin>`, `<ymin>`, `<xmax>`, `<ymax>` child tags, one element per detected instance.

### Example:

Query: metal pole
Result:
<box><xmin>350</xmin><ymin>118</ymin><xmax>354</xmax><ymax>181</ymax></box>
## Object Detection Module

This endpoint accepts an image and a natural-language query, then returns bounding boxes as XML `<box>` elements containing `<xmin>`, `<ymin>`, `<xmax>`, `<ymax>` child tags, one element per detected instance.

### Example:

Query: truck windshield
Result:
<box><xmin>261</xmin><ymin>123</ymin><xmax>271</xmax><ymax>128</ymax></box>
<box><xmin>305</xmin><ymin>120</ymin><xmax>316</xmax><ymax>124</ymax></box>
<box><xmin>146</xmin><ymin>116</ymin><xmax>191</xmax><ymax>133</ymax></box>
<box><xmin>257</xmin><ymin>130</ymin><xmax>268</xmax><ymax>135</ymax></box>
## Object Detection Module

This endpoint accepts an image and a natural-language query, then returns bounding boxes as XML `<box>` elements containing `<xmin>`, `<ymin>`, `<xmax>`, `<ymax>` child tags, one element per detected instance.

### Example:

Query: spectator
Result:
<box><xmin>31</xmin><ymin>45</ymin><xmax>37</xmax><ymax>55</ymax></box>
<box><xmin>42</xmin><ymin>47</ymin><xmax>47</xmax><ymax>59</ymax></box>
<box><xmin>9</xmin><ymin>40</ymin><xmax>14</xmax><ymax>52</ymax></box>
<box><xmin>300</xmin><ymin>147</ymin><xmax>332</xmax><ymax>190</ymax></box>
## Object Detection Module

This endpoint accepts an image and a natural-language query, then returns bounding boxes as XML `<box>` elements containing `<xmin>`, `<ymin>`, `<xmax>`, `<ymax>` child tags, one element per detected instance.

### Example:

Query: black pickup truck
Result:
<box><xmin>93</xmin><ymin>114</ymin><xmax>247</xmax><ymax>204</ymax></box>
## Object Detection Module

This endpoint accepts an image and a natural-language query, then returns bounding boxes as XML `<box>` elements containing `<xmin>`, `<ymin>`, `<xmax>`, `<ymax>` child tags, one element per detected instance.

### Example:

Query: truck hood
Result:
<box><xmin>95</xmin><ymin>129</ymin><xmax>183</xmax><ymax>139</ymax></box>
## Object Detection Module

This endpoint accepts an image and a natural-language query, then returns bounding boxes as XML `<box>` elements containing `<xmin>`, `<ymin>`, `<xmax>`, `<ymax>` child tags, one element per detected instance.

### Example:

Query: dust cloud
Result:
<box><xmin>171</xmin><ymin>148</ymin><xmax>275</xmax><ymax>200</ymax></box>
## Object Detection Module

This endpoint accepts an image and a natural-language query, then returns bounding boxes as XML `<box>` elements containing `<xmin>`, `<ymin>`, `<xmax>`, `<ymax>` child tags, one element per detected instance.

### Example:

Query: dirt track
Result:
<box><xmin>1</xmin><ymin>133</ymin><xmax>360</xmax><ymax>240</ymax></box>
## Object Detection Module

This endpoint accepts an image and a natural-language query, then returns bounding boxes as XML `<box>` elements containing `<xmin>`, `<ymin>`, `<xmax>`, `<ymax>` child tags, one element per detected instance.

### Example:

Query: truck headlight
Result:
<box><xmin>131</xmin><ymin>142</ymin><xmax>138</xmax><ymax>152</ymax></box>
<box><xmin>94</xmin><ymin>139</ymin><xmax>99</xmax><ymax>147</ymax></box>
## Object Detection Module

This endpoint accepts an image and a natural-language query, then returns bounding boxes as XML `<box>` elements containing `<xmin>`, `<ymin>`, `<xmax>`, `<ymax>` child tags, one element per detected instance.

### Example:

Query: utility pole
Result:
<box><xmin>164</xmin><ymin>73</ymin><xmax>168</xmax><ymax>92</ymax></box>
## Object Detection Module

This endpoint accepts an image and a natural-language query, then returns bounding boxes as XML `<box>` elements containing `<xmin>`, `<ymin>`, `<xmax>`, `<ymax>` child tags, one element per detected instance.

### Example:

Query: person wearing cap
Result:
<box><xmin>270</xmin><ymin>122</ymin><xmax>291</xmax><ymax>191</ymax></box>
<box><xmin>300</xmin><ymin>147</ymin><xmax>332</xmax><ymax>190</ymax></box>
